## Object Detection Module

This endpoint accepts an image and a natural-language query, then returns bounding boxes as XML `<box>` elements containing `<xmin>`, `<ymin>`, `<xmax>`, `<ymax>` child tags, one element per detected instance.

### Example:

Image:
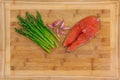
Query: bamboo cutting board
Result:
<box><xmin>2</xmin><ymin>1</ymin><xmax>119</xmax><ymax>80</ymax></box>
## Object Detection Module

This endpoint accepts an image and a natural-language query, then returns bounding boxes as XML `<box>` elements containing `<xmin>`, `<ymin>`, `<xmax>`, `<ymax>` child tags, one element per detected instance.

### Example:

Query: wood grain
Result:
<box><xmin>0</xmin><ymin>3</ymin><xmax>2</xmax><ymax>80</ymax></box>
<box><xmin>4</xmin><ymin>0</ymin><xmax>119</xmax><ymax>2</ymax></box>
<box><xmin>3</xmin><ymin>77</ymin><xmax>118</xmax><ymax>80</ymax></box>
<box><xmin>10</xmin><ymin>10</ymin><xmax>111</xmax><ymax>71</ymax></box>
<box><xmin>7</xmin><ymin>1</ymin><xmax>119</xmax><ymax>77</ymax></box>
<box><xmin>0</xmin><ymin>0</ymin><xmax>120</xmax><ymax>80</ymax></box>
<box><xmin>0</xmin><ymin>0</ymin><xmax>4</xmax><ymax>80</ymax></box>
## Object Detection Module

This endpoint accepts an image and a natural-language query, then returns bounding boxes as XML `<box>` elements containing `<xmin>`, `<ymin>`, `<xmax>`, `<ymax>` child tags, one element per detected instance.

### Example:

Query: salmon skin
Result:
<box><xmin>63</xmin><ymin>16</ymin><xmax>100</xmax><ymax>52</ymax></box>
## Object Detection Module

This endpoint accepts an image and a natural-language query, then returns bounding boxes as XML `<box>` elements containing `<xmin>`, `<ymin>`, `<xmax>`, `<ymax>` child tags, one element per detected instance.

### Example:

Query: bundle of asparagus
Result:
<box><xmin>15</xmin><ymin>11</ymin><xmax>60</xmax><ymax>53</ymax></box>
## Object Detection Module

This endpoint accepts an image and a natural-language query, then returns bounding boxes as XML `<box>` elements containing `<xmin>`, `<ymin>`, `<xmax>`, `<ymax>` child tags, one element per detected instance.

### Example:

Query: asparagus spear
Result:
<box><xmin>26</xmin><ymin>12</ymin><xmax>59</xmax><ymax>47</ymax></box>
<box><xmin>15</xmin><ymin>28</ymin><xmax>51</xmax><ymax>53</ymax></box>
<box><xmin>15</xmin><ymin>11</ymin><xmax>60</xmax><ymax>53</ymax></box>
<box><xmin>18</xmin><ymin>22</ymin><xmax>51</xmax><ymax>49</ymax></box>
<box><xmin>26</xmin><ymin>12</ymin><xmax>55</xmax><ymax>46</ymax></box>
<box><xmin>36</xmin><ymin>11</ymin><xmax>60</xmax><ymax>42</ymax></box>
<box><xmin>17</xmin><ymin>15</ymin><xmax>54</xmax><ymax>48</ymax></box>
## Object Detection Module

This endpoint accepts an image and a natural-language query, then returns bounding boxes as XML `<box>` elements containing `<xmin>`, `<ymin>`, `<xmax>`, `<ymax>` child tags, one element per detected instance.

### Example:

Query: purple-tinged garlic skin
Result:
<box><xmin>47</xmin><ymin>19</ymin><xmax>70</xmax><ymax>37</ymax></box>
<box><xmin>56</xmin><ymin>28</ymin><xmax>59</xmax><ymax>34</ymax></box>
<box><xmin>60</xmin><ymin>31</ymin><xmax>66</xmax><ymax>35</ymax></box>
<box><xmin>60</xmin><ymin>20</ymin><xmax>65</xmax><ymax>28</ymax></box>
<box><xmin>62</xmin><ymin>27</ymin><xmax>71</xmax><ymax>30</ymax></box>
<box><xmin>53</xmin><ymin>19</ymin><xmax>61</xmax><ymax>27</ymax></box>
<box><xmin>47</xmin><ymin>24</ymin><xmax>54</xmax><ymax>29</ymax></box>
<box><xmin>56</xmin><ymin>28</ymin><xmax>60</xmax><ymax>37</ymax></box>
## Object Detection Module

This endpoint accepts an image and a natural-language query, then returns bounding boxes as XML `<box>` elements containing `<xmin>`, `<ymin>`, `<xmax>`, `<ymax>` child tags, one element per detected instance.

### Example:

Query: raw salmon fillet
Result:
<box><xmin>63</xmin><ymin>16</ymin><xmax>100</xmax><ymax>52</ymax></box>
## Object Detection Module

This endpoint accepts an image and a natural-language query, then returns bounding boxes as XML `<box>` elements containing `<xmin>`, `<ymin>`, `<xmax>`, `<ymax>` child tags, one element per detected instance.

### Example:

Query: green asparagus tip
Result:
<box><xmin>15</xmin><ymin>11</ymin><xmax>61</xmax><ymax>54</ymax></box>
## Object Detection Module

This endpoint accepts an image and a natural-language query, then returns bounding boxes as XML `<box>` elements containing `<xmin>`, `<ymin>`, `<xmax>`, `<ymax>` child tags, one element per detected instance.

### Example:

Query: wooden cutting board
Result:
<box><xmin>2</xmin><ymin>1</ymin><xmax>119</xmax><ymax>80</ymax></box>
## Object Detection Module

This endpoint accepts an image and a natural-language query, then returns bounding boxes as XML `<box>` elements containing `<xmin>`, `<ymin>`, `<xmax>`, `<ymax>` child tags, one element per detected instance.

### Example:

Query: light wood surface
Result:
<box><xmin>0</xmin><ymin>0</ymin><xmax>120</xmax><ymax>80</ymax></box>
<box><xmin>0</xmin><ymin>0</ymin><xmax>4</xmax><ymax>80</ymax></box>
